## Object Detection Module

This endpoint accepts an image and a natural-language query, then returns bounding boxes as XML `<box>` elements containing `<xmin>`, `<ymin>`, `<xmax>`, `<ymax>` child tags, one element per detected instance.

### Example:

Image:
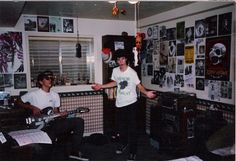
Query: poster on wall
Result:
<box><xmin>184</xmin><ymin>64</ymin><xmax>194</xmax><ymax>88</ymax></box>
<box><xmin>160</xmin><ymin>41</ymin><xmax>168</xmax><ymax>65</ymax></box>
<box><xmin>153</xmin><ymin>40</ymin><xmax>160</xmax><ymax>70</ymax></box>
<box><xmin>177</xmin><ymin>57</ymin><xmax>184</xmax><ymax>74</ymax></box>
<box><xmin>196</xmin><ymin>78</ymin><xmax>205</xmax><ymax>90</ymax></box>
<box><xmin>195</xmin><ymin>59</ymin><xmax>205</xmax><ymax>77</ymax></box>
<box><xmin>174</xmin><ymin>74</ymin><xmax>184</xmax><ymax>87</ymax></box>
<box><xmin>169</xmin><ymin>41</ymin><xmax>176</xmax><ymax>57</ymax></box>
<box><xmin>37</xmin><ymin>16</ymin><xmax>49</xmax><ymax>32</ymax></box>
<box><xmin>49</xmin><ymin>16</ymin><xmax>62</xmax><ymax>32</ymax></box>
<box><xmin>220</xmin><ymin>81</ymin><xmax>232</xmax><ymax>99</ymax></box>
<box><xmin>208</xmin><ymin>80</ymin><xmax>220</xmax><ymax>101</ymax></box>
<box><xmin>176</xmin><ymin>21</ymin><xmax>185</xmax><ymax>40</ymax></box>
<box><xmin>146</xmin><ymin>27</ymin><xmax>153</xmax><ymax>39</ymax></box>
<box><xmin>2</xmin><ymin>74</ymin><xmax>13</xmax><ymax>87</ymax></box>
<box><xmin>166</xmin><ymin>72</ymin><xmax>175</xmax><ymax>89</ymax></box>
<box><xmin>195</xmin><ymin>19</ymin><xmax>206</xmax><ymax>38</ymax></box>
<box><xmin>167</xmin><ymin>28</ymin><xmax>176</xmax><ymax>41</ymax></box>
<box><xmin>152</xmin><ymin>70</ymin><xmax>160</xmax><ymax>85</ymax></box>
<box><xmin>168</xmin><ymin>57</ymin><xmax>176</xmax><ymax>73</ymax></box>
<box><xmin>205</xmin><ymin>15</ymin><xmax>217</xmax><ymax>37</ymax></box>
<box><xmin>184</xmin><ymin>46</ymin><xmax>194</xmax><ymax>64</ymax></box>
<box><xmin>63</xmin><ymin>18</ymin><xmax>74</xmax><ymax>33</ymax></box>
<box><xmin>219</xmin><ymin>12</ymin><xmax>232</xmax><ymax>36</ymax></box>
<box><xmin>205</xmin><ymin>36</ymin><xmax>231</xmax><ymax>81</ymax></box>
<box><xmin>176</xmin><ymin>41</ymin><xmax>185</xmax><ymax>56</ymax></box>
<box><xmin>195</xmin><ymin>38</ymin><xmax>205</xmax><ymax>58</ymax></box>
<box><xmin>114</xmin><ymin>41</ymin><xmax>124</xmax><ymax>50</ymax></box>
<box><xmin>0</xmin><ymin>32</ymin><xmax>24</xmax><ymax>73</ymax></box>
<box><xmin>159</xmin><ymin>67</ymin><xmax>166</xmax><ymax>87</ymax></box>
<box><xmin>152</xmin><ymin>26</ymin><xmax>159</xmax><ymax>40</ymax></box>
<box><xmin>160</xmin><ymin>26</ymin><xmax>167</xmax><ymax>41</ymax></box>
<box><xmin>24</xmin><ymin>16</ymin><xmax>37</xmax><ymax>31</ymax></box>
<box><xmin>14</xmin><ymin>73</ymin><xmax>27</xmax><ymax>89</ymax></box>
<box><xmin>185</xmin><ymin>27</ymin><xmax>194</xmax><ymax>44</ymax></box>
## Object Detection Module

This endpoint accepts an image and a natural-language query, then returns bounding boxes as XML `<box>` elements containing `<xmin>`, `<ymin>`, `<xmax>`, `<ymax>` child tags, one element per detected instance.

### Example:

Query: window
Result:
<box><xmin>29</xmin><ymin>37</ymin><xmax>94</xmax><ymax>87</ymax></box>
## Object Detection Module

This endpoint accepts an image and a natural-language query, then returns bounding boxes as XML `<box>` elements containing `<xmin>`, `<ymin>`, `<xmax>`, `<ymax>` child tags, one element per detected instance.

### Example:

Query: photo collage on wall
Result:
<box><xmin>0</xmin><ymin>32</ymin><xmax>26</xmax><ymax>90</ymax></box>
<box><xmin>142</xmin><ymin>12</ymin><xmax>232</xmax><ymax>101</ymax></box>
<box><xmin>24</xmin><ymin>15</ymin><xmax>74</xmax><ymax>33</ymax></box>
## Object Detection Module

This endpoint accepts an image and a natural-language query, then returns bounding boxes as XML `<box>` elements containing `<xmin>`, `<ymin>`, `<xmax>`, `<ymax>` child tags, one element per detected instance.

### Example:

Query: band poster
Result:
<box><xmin>205</xmin><ymin>36</ymin><xmax>231</xmax><ymax>81</ymax></box>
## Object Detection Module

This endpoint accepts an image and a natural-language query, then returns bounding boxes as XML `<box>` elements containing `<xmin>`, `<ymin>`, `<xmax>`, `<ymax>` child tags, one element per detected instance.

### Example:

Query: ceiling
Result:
<box><xmin>0</xmin><ymin>1</ymin><xmax>194</xmax><ymax>27</ymax></box>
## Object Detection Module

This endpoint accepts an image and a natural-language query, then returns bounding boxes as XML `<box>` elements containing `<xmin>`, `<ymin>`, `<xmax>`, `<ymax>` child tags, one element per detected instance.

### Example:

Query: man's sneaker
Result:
<box><xmin>115</xmin><ymin>144</ymin><xmax>128</xmax><ymax>154</ymax></box>
<box><xmin>127</xmin><ymin>153</ymin><xmax>136</xmax><ymax>161</ymax></box>
<box><xmin>68</xmin><ymin>151</ymin><xmax>89</xmax><ymax>161</ymax></box>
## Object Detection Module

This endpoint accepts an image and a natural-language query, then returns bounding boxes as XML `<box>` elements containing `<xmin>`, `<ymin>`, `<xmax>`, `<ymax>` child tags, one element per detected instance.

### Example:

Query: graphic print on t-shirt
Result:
<box><xmin>119</xmin><ymin>80</ymin><xmax>128</xmax><ymax>89</ymax></box>
<box><xmin>117</xmin><ymin>77</ymin><xmax>131</xmax><ymax>96</ymax></box>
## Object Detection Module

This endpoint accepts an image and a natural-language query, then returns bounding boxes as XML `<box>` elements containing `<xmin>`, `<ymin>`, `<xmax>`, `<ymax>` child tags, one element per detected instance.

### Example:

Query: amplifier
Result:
<box><xmin>0</xmin><ymin>107</ymin><xmax>28</xmax><ymax>131</ymax></box>
<box><xmin>150</xmin><ymin>91</ymin><xmax>196</xmax><ymax>152</ymax></box>
<box><xmin>159</xmin><ymin>91</ymin><xmax>196</xmax><ymax>112</ymax></box>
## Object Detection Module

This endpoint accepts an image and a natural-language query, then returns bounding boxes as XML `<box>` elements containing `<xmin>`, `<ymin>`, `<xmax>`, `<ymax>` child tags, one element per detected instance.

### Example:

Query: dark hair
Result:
<box><xmin>37</xmin><ymin>70</ymin><xmax>54</xmax><ymax>87</ymax></box>
<box><xmin>114</xmin><ymin>49</ymin><xmax>131</xmax><ymax>64</ymax></box>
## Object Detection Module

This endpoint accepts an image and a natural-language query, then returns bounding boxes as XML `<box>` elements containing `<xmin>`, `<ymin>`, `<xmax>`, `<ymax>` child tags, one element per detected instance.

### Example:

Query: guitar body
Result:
<box><xmin>26</xmin><ymin>107</ymin><xmax>89</xmax><ymax>129</ymax></box>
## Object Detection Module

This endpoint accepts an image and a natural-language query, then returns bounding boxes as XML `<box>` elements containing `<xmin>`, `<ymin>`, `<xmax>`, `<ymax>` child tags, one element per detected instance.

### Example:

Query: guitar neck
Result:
<box><xmin>66</xmin><ymin>110</ymin><xmax>77</xmax><ymax>115</ymax></box>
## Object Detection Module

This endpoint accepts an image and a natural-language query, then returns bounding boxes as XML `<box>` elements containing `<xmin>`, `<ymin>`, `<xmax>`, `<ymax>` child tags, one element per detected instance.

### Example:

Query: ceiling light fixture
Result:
<box><xmin>128</xmin><ymin>1</ymin><xmax>138</xmax><ymax>4</ymax></box>
<box><xmin>108</xmin><ymin>1</ymin><xmax>117</xmax><ymax>3</ymax></box>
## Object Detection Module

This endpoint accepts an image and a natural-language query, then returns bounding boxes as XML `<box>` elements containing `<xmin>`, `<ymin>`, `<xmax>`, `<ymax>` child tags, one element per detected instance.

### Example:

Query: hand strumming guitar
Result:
<box><xmin>31</xmin><ymin>106</ymin><xmax>41</xmax><ymax>116</ymax></box>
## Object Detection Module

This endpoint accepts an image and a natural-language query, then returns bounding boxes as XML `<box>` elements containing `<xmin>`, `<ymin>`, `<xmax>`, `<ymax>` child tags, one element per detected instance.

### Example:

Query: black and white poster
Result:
<box><xmin>219</xmin><ymin>12</ymin><xmax>232</xmax><ymax>36</ymax></box>
<box><xmin>185</xmin><ymin>27</ymin><xmax>194</xmax><ymax>44</ymax></box>
<box><xmin>63</xmin><ymin>18</ymin><xmax>74</xmax><ymax>33</ymax></box>
<box><xmin>166</xmin><ymin>28</ymin><xmax>176</xmax><ymax>41</ymax></box>
<box><xmin>176</xmin><ymin>21</ymin><xmax>185</xmax><ymax>40</ymax></box>
<box><xmin>195</xmin><ymin>38</ymin><xmax>205</xmax><ymax>58</ymax></box>
<box><xmin>37</xmin><ymin>16</ymin><xmax>49</xmax><ymax>32</ymax></box>
<box><xmin>196</xmin><ymin>78</ymin><xmax>205</xmax><ymax>90</ymax></box>
<box><xmin>24</xmin><ymin>16</ymin><xmax>37</xmax><ymax>31</ymax></box>
<box><xmin>14</xmin><ymin>73</ymin><xmax>27</xmax><ymax>89</ymax></box>
<box><xmin>195</xmin><ymin>59</ymin><xmax>205</xmax><ymax>77</ymax></box>
<box><xmin>195</xmin><ymin>19</ymin><xmax>206</xmax><ymax>38</ymax></box>
<box><xmin>205</xmin><ymin>15</ymin><xmax>217</xmax><ymax>37</ymax></box>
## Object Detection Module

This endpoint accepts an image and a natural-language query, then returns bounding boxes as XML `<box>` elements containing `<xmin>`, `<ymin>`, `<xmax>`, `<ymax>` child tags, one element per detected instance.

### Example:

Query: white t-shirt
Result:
<box><xmin>21</xmin><ymin>88</ymin><xmax>60</xmax><ymax>110</ymax></box>
<box><xmin>111</xmin><ymin>66</ymin><xmax>140</xmax><ymax>107</ymax></box>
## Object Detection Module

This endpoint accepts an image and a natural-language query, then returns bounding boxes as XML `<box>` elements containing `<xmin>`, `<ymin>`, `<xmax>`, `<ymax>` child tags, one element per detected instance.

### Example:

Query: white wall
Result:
<box><xmin>1</xmin><ymin>15</ymin><xmax>135</xmax><ymax>95</ymax></box>
<box><xmin>139</xmin><ymin>2</ymin><xmax>235</xmax><ymax>105</ymax></box>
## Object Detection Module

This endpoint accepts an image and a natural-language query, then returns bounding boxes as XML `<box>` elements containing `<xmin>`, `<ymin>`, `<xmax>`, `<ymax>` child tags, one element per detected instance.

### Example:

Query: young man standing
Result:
<box><xmin>16</xmin><ymin>70</ymin><xmax>89</xmax><ymax>161</ymax></box>
<box><xmin>92</xmin><ymin>49</ymin><xmax>156</xmax><ymax>161</ymax></box>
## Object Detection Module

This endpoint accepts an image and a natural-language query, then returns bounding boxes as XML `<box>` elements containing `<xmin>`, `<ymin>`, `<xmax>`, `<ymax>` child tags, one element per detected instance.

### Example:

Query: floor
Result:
<box><xmin>2</xmin><ymin>131</ymin><xmax>233</xmax><ymax>161</ymax></box>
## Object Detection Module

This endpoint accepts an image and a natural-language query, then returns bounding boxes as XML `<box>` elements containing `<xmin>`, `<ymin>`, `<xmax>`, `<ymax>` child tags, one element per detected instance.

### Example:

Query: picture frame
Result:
<box><xmin>24</xmin><ymin>15</ymin><xmax>37</xmax><ymax>31</ymax></box>
<box><xmin>37</xmin><ymin>16</ymin><xmax>49</xmax><ymax>32</ymax></box>
<box><xmin>63</xmin><ymin>18</ymin><xmax>74</xmax><ymax>33</ymax></box>
<box><xmin>14</xmin><ymin>73</ymin><xmax>27</xmax><ymax>89</ymax></box>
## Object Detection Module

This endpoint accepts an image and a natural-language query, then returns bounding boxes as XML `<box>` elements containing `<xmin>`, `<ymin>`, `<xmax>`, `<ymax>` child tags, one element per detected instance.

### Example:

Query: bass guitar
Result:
<box><xmin>25</xmin><ymin>107</ymin><xmax>89</xmax><ymax>129</ymax></box>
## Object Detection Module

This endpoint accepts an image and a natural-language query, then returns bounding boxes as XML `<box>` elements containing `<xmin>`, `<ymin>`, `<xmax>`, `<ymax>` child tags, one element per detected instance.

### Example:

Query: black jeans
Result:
<box><xmin>116</xmin><ymin>101</ymin><xmax>138</xmax><ymax>154</ymax></box>
<box><xmin>43</xmin><ymin>117</ymin><xmax>84</xmax><ymax>153</ymax></box>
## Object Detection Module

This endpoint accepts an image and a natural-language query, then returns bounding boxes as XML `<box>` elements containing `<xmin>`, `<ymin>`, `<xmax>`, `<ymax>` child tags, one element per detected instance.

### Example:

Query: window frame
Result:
<box><xmin>28</xmin><ymin>36</ymin><xmax>95</xmax><ymax>87</ymax></box>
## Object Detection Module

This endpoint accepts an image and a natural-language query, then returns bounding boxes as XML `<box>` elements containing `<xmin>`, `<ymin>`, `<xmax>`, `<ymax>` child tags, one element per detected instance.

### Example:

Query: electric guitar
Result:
<box><xmin>25</xmin><ymin>107</ymin><xmax>90</xmax><ymax>129</ymax></box>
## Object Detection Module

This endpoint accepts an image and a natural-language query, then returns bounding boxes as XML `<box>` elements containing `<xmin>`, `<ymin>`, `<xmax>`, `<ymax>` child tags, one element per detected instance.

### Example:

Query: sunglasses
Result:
<box><xmin>44</xmin><ymin>76</ymin><xmax>54</xmax><ymax>80</ymax></box>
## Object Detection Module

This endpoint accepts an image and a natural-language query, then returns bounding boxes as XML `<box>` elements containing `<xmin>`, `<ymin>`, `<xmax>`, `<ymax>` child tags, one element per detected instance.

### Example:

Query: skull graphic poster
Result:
<box><xmin>205</xmin><ymin>36</ymin><xmax>231</xmax><ymax>81</ymax></box>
